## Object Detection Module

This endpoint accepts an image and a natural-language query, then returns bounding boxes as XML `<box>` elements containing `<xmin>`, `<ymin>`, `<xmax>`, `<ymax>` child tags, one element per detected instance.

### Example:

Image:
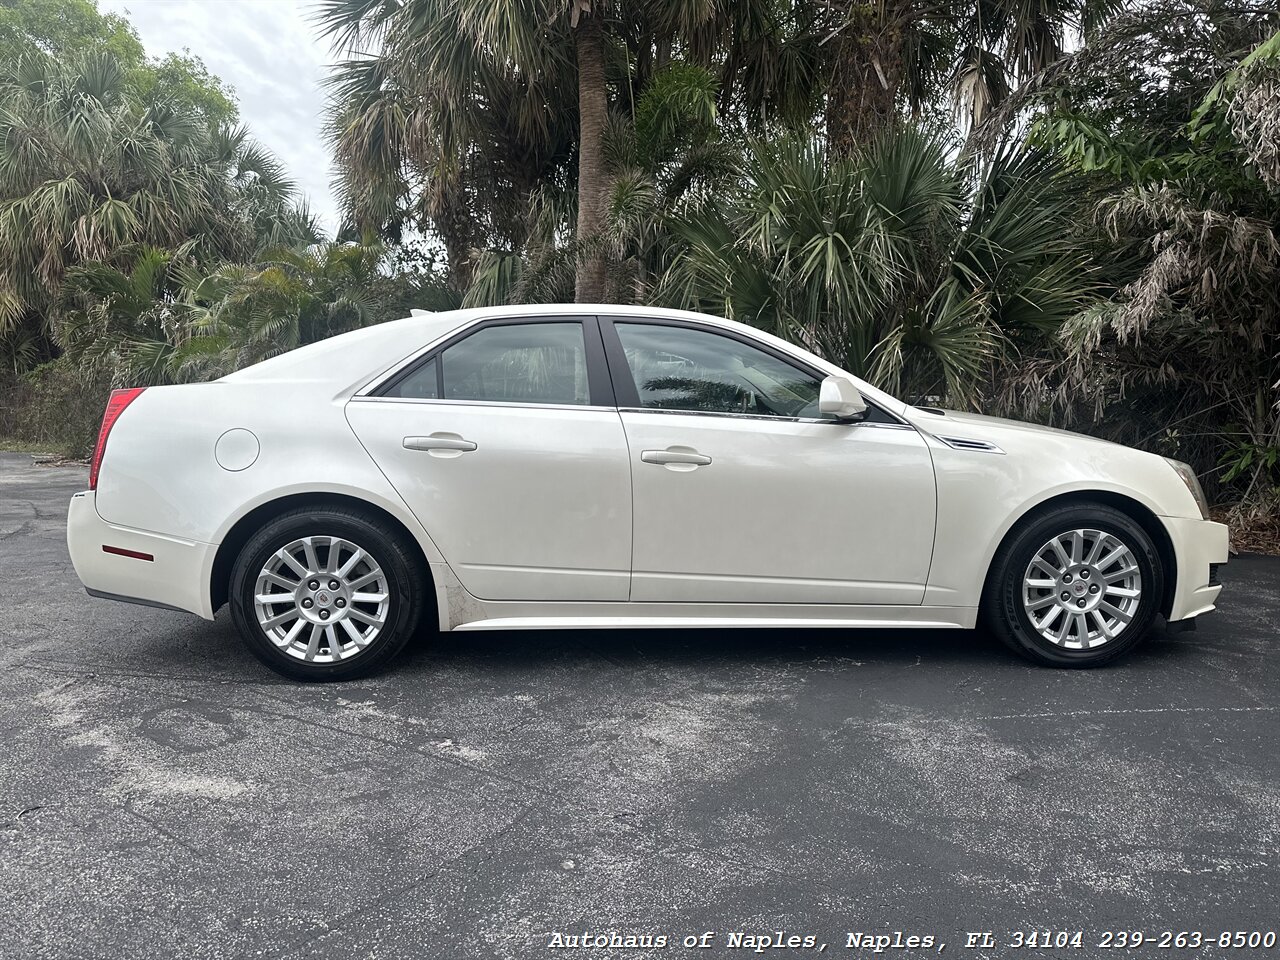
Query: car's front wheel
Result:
<box><xmin>984</xmin><ymin>503</ymin><xmax>1164</xmax><ymax>667</ymax></box>
<box><xmin>229</xmin><ymin>507</ymin><xmax>426</xmax><ymax>681</ymax></box>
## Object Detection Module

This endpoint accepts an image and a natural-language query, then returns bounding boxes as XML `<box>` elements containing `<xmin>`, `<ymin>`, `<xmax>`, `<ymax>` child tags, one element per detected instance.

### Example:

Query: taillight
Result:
<box><xmin>89</xmin><ymin>387</ymin><xmax>146</xmax><ymax>490</ymax></box>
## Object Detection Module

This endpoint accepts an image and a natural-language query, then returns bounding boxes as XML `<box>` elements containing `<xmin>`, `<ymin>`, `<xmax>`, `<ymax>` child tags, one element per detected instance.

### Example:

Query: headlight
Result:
<box><xmin>1164</xmin><ymin>458</ymin><xmax>1209</xmax><ymax>519</ymax></box>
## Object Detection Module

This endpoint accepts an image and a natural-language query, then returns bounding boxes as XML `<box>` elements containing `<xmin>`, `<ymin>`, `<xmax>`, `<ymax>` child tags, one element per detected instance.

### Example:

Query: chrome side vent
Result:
<box><xmin>937</xmin><ymin>435</ymin><xmax>1005</xmax><ymax>455</ymax></box>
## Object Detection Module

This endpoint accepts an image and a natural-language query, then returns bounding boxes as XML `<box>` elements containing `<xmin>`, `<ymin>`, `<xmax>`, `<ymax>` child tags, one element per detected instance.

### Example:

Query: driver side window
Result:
<box><xmin>612</xmin><ymin>322</ymin><xmax>825</xmax><ymax>419</ymax></box>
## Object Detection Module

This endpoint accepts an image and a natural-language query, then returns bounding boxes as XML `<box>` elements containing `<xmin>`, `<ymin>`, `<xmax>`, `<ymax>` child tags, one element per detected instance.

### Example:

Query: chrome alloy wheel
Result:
<box><xmin>253</xmin><ymin>536</ymin><xmax>390</xmax><ymax>663</ymax></box>
<box><xmin>1021</xmin><ymin>528</ymin><xmax>1143</xmax><ymax>650</ymax></box>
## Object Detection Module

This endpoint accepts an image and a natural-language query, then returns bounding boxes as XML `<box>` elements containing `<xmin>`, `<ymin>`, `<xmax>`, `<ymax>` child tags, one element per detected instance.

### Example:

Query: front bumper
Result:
<box><xmin>67</xmin><ymin>492</ymin><xmax>216</xmax><ymax>619</ymax></box>
<box><xmin>1163</xmin><ymin>515</ymin><xmax>1230</xmax><ymax>622</ymax></box>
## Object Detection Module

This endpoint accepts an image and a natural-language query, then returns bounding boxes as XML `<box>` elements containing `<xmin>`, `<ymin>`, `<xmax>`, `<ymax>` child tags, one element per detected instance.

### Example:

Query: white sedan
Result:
<box><xmin>67</xmin><ymin>305</ymin><xmax>1228</xmax><ymax>680</ymax></box>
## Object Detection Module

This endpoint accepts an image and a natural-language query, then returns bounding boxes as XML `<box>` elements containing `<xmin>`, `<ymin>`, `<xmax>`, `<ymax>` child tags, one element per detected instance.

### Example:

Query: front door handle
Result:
<box><xmin>641</xmin><ymin>448</ymin><xmax>712</xmax><ymax>467</ymax></box>
<box><xmin>403</xmin><ymin>434</ymin><xmax>477</xmax><ymax>452</ymax></box>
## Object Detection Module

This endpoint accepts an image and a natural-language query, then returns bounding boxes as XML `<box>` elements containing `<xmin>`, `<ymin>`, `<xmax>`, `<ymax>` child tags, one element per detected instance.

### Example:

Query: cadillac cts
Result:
<box><xmin>67</xmin><ymin>305</ymin><xmax>1228</xmax><ymax>680</ymax></box>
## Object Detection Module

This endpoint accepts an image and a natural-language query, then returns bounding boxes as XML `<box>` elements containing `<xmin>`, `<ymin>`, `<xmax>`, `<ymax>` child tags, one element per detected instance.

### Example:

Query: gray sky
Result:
<box><xmin>101</xmin><ymin>0</ymin><xmax>341</xmax><ymax>234</ymax></box>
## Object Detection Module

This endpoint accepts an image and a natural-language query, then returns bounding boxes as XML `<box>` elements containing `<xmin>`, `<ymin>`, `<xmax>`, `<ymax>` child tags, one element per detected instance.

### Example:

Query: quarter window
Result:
<box><xmin>383</xmin><ymin>358</ymin><xmax>438</xmax><ymax>399</ymax></box>
<box><xmin>613</xmin><ymin>323</ymin><xmax>825</xmax><ymax>418</ymax></box>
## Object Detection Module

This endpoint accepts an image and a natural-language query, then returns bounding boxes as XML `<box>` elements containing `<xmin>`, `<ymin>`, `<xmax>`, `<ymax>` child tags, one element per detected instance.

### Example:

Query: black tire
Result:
<box><xmin>982</xmin><ymin>502</ymin><xmax>1164</xmax><ymax>668</ymax></box>
<box><xmin>229</xmin><ymin>507</ymin><xmax>427</xmax><ymax>681</ymax></box>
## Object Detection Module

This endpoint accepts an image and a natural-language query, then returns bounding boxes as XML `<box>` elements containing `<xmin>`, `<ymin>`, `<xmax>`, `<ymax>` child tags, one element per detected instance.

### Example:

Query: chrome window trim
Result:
<box><xmin>347</xmin><ymin>396</ymin><xmax>616</xmax><ymax>414</ymax></box>
<box><xmin>346</xmin><ymin>394</ymin><xmax>917</xmax><ymax>428</ymax></box>
<box><xmin>616</xmin><ymin>406</ymin><xmax>916</xmax><ymax>429</ymax></box>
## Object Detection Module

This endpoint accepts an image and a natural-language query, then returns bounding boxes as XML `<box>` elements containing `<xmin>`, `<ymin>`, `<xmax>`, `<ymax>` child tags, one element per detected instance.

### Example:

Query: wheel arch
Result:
<box><xmin>982</xmin><ymin>490</ymin><xmax>1178</xmax><ymax>618</ymax></box>
<box><xmin>209</xmin><ymin>492</ymin><xmax>435</xmax><ymax>614</ymax></box>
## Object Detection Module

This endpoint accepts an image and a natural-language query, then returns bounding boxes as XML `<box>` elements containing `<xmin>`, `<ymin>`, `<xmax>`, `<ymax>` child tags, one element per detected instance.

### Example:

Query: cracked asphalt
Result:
<box><xmin>1</xmin><ymin>450</ymin><xmax>1277</xmax><ymax>959</ymax></box>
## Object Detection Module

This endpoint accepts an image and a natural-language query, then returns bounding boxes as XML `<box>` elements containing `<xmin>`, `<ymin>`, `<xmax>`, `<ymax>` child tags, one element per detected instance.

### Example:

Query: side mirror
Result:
<box><xmin>819</xmin><ymin>375</ymin><xmax>868</xmax><ymax>421</ymax></box>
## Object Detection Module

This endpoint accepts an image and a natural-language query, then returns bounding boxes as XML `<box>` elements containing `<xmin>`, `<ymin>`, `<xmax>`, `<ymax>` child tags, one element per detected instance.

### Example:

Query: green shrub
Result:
<box><xmin>0</xmin><ymin>359</ymin><xmax>111</xmax><ymax>458</ymax></box>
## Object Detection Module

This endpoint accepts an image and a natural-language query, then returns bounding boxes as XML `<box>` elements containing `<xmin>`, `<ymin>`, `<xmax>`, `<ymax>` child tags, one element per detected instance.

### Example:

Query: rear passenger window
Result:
<box><xmin>441</xmin><ymin>322</ymin><xmax>589</xmax><ymax>405</ymax></box>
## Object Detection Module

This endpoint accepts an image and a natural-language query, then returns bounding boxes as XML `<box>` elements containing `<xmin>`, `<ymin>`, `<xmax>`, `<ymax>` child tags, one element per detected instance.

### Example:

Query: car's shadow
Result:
<box><xmin>402</xmin><ymin>622</ymin><xmax>1191</xmax><ymax>670</ymax></box>
<box><xmin>81</xmin><ymin>609</ymin><xmax>1204</xmax><ymax>685</ymax></box>
<box><xmin>413</xmin><ymin>623</ymin><xmax>994</xmax><ymax>667</ymax></box>
<box><xmin>399</xmin><ymin>616</ymin><xmax>1211</xmax><ymax>674</ymax></box>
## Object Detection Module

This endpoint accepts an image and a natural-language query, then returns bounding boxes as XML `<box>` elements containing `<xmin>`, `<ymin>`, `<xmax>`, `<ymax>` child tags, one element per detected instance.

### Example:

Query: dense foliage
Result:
<box><xmin>0</xmin><ymin>52</ymin><xmax>317</xmax><ymax>363</ymax></box>
<box><xmin>1013</xmin><ymin>0</ymin><xmax>1280</xmax><ymax>529</ymax></box>
<box><xmin>0</xmin><ymin>1</ymin><xmax>429</xmax><ymax>453</ymax></box>
<box><xmin>0</xmin><ymin>0</ymin><xmax>1277</xmax><ymax>538</ymax></box>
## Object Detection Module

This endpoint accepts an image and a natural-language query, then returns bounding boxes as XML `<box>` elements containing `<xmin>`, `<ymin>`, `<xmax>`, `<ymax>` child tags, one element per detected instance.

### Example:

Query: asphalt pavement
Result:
<box><xmin>1</xmin><ymin>451</ymin><xmax>1277</xmax><ymax>960</ymax></box>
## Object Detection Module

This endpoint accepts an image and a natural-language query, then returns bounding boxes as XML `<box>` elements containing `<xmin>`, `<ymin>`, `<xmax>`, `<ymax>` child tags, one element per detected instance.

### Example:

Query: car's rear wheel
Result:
<box><xmin>984</xmin><ymin>503</ymin><xmax>1164</xmax><ymax>667</ymax></box>
<box><xmin>229</xmin><ymin>507</ymin><xmax>425</xmax><ymax>681</ymax></box>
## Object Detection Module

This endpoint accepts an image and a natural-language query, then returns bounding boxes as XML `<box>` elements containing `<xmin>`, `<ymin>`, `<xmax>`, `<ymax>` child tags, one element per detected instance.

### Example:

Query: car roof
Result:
<box><xmin>219</xmin><ymin>304</ymin><xmax>906</xmax><ymax>414</ymax></box>
<box><xmin>218</xmin><ymin>305</ymin><xmax>726</xmax><ymax>387</ymax></box>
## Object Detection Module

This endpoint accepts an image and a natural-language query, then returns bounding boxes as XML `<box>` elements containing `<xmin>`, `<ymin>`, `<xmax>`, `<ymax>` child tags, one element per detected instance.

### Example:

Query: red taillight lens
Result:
<box><xmin>89</xmin><ymin>387</ymin><xmax>145</xmax><ymax>490</ymax></box>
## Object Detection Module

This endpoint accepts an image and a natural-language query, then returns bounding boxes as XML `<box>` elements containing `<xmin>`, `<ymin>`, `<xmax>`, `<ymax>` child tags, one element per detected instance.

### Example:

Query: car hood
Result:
<box><xmin>905</xmin><ymin>406</ymin><xmax>1123</xmax><ymax>449</ymax></box>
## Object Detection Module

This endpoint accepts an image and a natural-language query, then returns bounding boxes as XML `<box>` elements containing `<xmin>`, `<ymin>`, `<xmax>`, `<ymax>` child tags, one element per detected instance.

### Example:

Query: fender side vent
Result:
<box><xmin>1209</xmin><ymin>563</ymin><xmax>1222</xmax><ymax>586</ymax></box>
<box><xmin>937</xmin><ymin>435</ymin><xmax>1005</xmax><ymax>455</ymax></box>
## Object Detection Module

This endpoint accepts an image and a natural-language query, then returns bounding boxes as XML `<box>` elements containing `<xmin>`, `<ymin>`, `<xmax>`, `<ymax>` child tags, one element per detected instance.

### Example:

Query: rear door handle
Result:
<box><xmin>403</xmin><ymin>435</ymin><xmax>477</xmax><ymax>452</ymax></box>
<box><xmin>641</xmin><ymin>449</ymin><xmax>711</xmax><ymax>466</ymax></box>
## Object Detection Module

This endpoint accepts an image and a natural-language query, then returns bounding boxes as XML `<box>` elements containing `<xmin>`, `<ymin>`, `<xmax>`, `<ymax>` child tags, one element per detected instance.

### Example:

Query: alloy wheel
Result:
<box><xmin>1021</xmin><ymin>528</ymin><xmax>1143</xmax><ymax>650</ymax></box>
<box><xmin>253</xmin><ymin>536</ymin><xmax>390</xmax><ymax>663</ymax></box>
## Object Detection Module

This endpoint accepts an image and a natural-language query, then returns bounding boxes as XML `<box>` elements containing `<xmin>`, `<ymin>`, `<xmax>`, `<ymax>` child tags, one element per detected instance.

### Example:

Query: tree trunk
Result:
<box><xmin>824</xmin><ymin>5</ymin><xmax>905</xmax><ymax>157</ymax></box>
<box><xmin>431</xmin><ymin>175</ymin><xmax>475</xmax><ymax>294</ymax></box>
<box><xmin>574</xmin><ymin>9</ymin><xmax>608</xmax><ymax>303</ymax></box>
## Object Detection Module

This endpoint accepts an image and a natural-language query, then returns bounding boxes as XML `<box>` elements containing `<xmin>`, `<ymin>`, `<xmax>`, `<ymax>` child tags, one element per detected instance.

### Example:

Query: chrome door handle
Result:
<box><xmin>403</xmin><ymin>435</ymin><xmax>477</xmax><ymax>452</ymax></box>
<box><xmin>641</xmin><ymin>449</ymin><xmax>711</xmax><ymax>466</ymax></box>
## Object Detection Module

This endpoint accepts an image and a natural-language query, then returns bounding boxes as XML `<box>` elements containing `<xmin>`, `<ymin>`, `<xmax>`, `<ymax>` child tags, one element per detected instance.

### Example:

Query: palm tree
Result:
<box><xmin>821</xmin><ymin>0</ymin><xmax>1124</xmax><ymax>153</ymax></box>
<box><xmin>599</xmin><ymin>62</ymin><xmax>735</xmax><ymax>302</ymax></box>
<box><xmin>319</xmin><ymin>0</ymin><xmax>821</xmax><ymax>300</ymax></box>
<box><xmin>460</xmin><ymin>61</ymin><xmax>736</xmax><ymax>307</ymax></box>
<box><xmin>656</xmin><ymin>126</ymin><xmax>1097</xmax><ymax>405</ymax></box>
<box><xmin>170</xmin><ymin>240</ymin><xmax>390</xmax><ymax>380</ymax></box>
<box><xmin>56</xmin><ymin>245</ymin><xmax>188</xmax><ymax>385</ymax></box>
<box><xmin>0</xmin><ymin>48</ymin><xmax>317</xmax><ymax>370</ymax></box>
<box><xmin>573</xmin><ymin>1</ymin><xmax>609</xmax><ymax>301</ymax></box>
<box><xmin>56</xmin><ymin>234</ymin><xmax>457</xmax><ymax>390</ymax></box>
<box><xmin>319</xmin><ymin>0</ymin><xmax>581</xmax><ymax>291</ymax></box>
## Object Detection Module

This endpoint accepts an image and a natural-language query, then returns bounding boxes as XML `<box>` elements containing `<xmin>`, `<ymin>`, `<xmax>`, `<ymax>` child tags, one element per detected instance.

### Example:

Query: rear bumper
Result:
<box><xmin>67</xmin><ymin>492</ymin><xmax>216</xmax><ymax>619</ymax></box>
<box><xmin>1163</xmin><ymin>515</ymin><xmax>1230</xmax><ymax>622</ymax></box>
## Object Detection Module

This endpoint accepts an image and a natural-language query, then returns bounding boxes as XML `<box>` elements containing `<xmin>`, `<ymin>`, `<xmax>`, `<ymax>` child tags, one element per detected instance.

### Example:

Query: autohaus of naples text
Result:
<box><xmin>546</xmin><ymin>930</ymin><xmax>942</xmax><ymax>950</ymax></box>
